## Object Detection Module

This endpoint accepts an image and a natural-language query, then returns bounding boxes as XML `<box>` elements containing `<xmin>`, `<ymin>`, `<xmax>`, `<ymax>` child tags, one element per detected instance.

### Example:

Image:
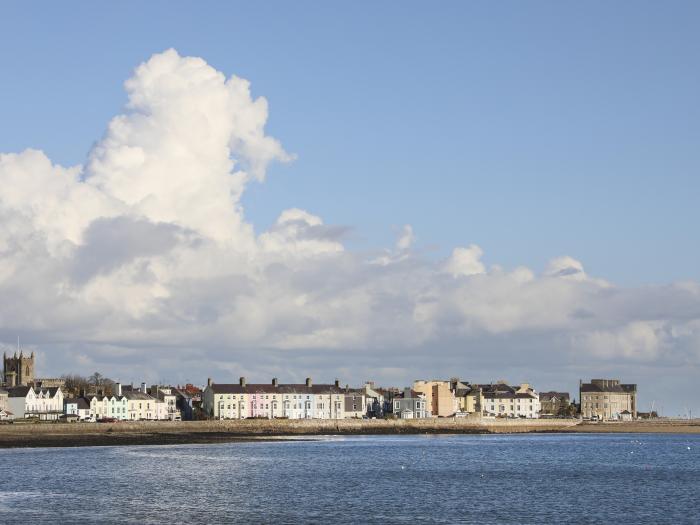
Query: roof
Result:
<box><xmin>122</xmin><ymin>391</ymin><xmax>154</xmax><ymax>401</ymax></box>
<box><xmin>540</xmin><ymin>392</ymin><xmax>570</xmax><ymax>402</ymax></box>
<box><xmin>209</xmin><ymin>383</ymin><xmax>345</xmax><ymax>395</ymax></box>
<box><xmin>580</xmin><ymin>382</ymin><xmax>637</xmax><ymax>394</ymax></box>
<box><xmin>6</xmin><ymin>386</ymin><xmax>31</xmax><ymax>397</ymax></box>
<box><xmin>65</xmin><ymin>397</ymin><xmax>91</xmax><ymax>409</ymax></box>
<box><xmin>395</xmin><ymin>389</ymin><xmax>423</xmax><ymax>399</ymax></box>
<box><xmin>480</xmin><ymin>383</ymin><xmax>538</xmax><ymax>400</ymax></box>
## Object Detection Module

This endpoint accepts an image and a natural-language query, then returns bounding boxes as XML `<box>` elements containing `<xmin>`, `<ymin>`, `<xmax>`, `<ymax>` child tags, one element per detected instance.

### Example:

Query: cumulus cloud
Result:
<box><xmin>443</xmin><ymin>245</ymin><xmax>486</xmax><ymax>277</ymax></box>
<box><xmin>0</xmin><ymin>49</ymin><xmax>698</xmax><ymax>411</ymax></box>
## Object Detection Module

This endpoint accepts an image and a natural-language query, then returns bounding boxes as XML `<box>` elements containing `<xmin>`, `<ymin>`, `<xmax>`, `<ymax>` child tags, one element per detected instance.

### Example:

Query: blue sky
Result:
<box><xmin>2</xmin><ymin>1</ymin><xmax>698</xmax><ymax>286</ymax></box>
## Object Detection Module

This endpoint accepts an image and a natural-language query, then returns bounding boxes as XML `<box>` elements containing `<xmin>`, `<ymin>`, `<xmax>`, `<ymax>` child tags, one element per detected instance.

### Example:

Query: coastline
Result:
<box><xmin>1</xmin><ymin>418</ymin><xmax>698</xmax><ymax>449</ymax></box>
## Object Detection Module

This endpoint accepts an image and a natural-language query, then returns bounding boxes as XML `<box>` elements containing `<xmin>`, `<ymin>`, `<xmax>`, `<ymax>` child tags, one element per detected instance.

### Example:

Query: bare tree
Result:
<box><xmin>89</xmin><ymin>372</ymin><xmax>104</xmax><ymax>386</ymax></box>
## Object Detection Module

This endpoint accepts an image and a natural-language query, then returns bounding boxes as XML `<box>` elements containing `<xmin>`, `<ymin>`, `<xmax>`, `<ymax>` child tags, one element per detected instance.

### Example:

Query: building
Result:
<box><xmin>539</xmin><ymin>392</ymin><xmax>571</xmax><ymax>417</ymax></box>
<box><xmin>172</xmin><ymin>388</ymin><xmax>195</xmax><ymax>420</ymax></box>
<box><xmin>579</xmin><ymin>379</ymin><xmax>637</xmax><ymax>421</ymax></box>
<box><xmin>3</xmin><ymin>350</ymin><xmax>35</xmax><ymax>387</ymax></box>
<box><xmin>149</xmin><ymin>385</ymin><xmax>180</xmax><ymax>421</ymax></box>
<box><xmin>390</xmin><ymin>388</ymin><xmax>428</xmax><ymax>419</ymax></box>
<box><xmin>412</xmin><ymin>380</ymin><xmax>456</xmax><ymax>417</ymax></box>
<box><xmin>362</xmin><ymin>382</ymin><xmax>385</xmax><ymax>418</ymax></box>
<box><xmin>480</xmin><ymin>382</ymin><xmax>540</xmax><ymax>418</ymax></box>
<box><xmin>451</xmin><ymin>380</ymin><xmax>483</xmax><ymax>415</ymax></box>
<box><xmin>0</xmin><ymin>388</ymin><xmax>10</xmax><ymax>420</ymax></box>
<box><xmin>0</xmin><ymin>388</ymin><xmax>7</xmax><ymax>412</ymax></box>
<box><xmin>343</xmin><ymin>388</ymin><xmax>367</xmax><ymax>419</ymax></box>
<box><xmin>6</xmin><ymin>385</ymin><xmax>64</xmax><ymax>420</ymax></box>
<box><xmin>202</xmin><ymin>377</ymin><xmax>346</xmax><ymax>420</ymax></box>
<box><xmin>88</xmin><ymin>393</ymin><xmax>128</xmax><ymax>420</ymax></box>
<box><xmin>64</xmin><ymin>397</ymin><xmax>92</xmax><ymax>420</ymax></box>
<box><xmin>32</xmin><ymin>378</ymin><xmax>66</xmax><ymax>389</ymax></box>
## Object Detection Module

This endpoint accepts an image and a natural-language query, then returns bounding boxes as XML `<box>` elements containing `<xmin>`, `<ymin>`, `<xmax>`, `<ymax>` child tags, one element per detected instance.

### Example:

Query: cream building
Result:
<box><xmin>203</xmin><ymin>377</ymin><xmax>346</xmax><ymax>419</ymax></box>
<box><xmin>480</xmin><ymin>382</ymin><xmax>540</xmax><ymax>418</ymax></box>
<box><xmin>412</xmin><ymin>380</ymin><xmax>456</xmax><ymax>417</ymax></box>
<box><xmin>580</xmin><ymin>379</ymin><xmax>637</xmax><ymax>420</ymax></box>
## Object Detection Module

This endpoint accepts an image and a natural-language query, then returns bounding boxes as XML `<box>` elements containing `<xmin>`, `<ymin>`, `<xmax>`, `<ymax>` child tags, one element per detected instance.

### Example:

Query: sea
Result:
<box><xmin>0</xmin><ymin>433</ymin><xmax>698</xmax><ymax>524</ymax></box>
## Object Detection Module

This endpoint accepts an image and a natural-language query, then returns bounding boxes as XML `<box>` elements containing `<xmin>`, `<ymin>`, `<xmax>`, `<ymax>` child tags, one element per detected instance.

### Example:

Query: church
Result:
<box><xmin>2</xmin><ymin>350</ymin><xmax>35</xmax><ymax>387</ymax></box>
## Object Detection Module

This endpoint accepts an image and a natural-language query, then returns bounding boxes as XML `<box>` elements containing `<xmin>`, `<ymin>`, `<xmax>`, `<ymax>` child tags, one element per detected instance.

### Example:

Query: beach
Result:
<box><xmin>1</xmin><ymin>418</ymin><xmax>698</xmax><ymax>448</ymax></box>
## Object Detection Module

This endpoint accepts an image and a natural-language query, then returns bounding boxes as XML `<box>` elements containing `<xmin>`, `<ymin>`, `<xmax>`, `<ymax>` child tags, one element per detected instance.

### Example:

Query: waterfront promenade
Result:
<box><xmin>1</xmin><ymin>418</ymin><xmax>699</xmax><ymax>448</ymax></box>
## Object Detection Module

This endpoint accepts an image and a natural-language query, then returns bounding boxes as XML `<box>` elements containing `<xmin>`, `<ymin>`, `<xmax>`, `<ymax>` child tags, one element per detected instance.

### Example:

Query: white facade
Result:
<box><xmin>7</xmin><ymin>386</ymin><xmax>64</xmax><ymax>420</ymax></box>
<box><xmin>90</xmin><ymin>395</ymin><xmax>129</xmax><ymax>420</ymax></box>
<box><xmin>203</xmin><ymin>380</ymin><xmax>347</xmax><ymax>420</ymax></box>
<box><xmin>482</xmin><ymin>384</ymin><xmax>541</xmax><ymax>419</ymax></box>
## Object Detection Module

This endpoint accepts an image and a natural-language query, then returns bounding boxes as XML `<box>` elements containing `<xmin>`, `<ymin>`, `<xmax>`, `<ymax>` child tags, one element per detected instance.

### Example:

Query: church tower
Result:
<box><xmin>3</xmin><ymin>349</ymin><xmax>35</xmax><ymax>387</ymax></box>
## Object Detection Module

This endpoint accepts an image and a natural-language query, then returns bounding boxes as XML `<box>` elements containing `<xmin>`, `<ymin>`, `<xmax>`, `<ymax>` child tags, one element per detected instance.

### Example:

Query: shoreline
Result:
<box><xmin>1</xmin><ymin>419</ymin><xmax>698</xmax><ymax>449</ymax></box>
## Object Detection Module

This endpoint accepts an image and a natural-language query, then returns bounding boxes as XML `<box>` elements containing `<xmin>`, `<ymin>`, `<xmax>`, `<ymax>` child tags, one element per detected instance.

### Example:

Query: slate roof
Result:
<box><xmin>540</xmin><ymin>392</ymin><xmax>570</xmax><ymax>402</ymax></box>
<box><xmin>65</xmin><ymin>397</ymin><xmax>91</xmax><ymax>410</ymax></box>
<box><xmin>209</xmin><ymin>383</ymin><xmax>345</xmax><ymax>395</ymax></box>
<box><xmin>479</xmin><ymin>383</ymin><xmax>538</xmax><ymax>400</ymax></box>
<box><xmin>6</xmin><ymin>386</ymin><xmax>31</xmax><ymax>397</ymax></box>
<box><xmin>123</xmin><ymin>391</ymin><xmax>155</xmax><ymax>401</ymax></box>
<box><xmin>580</xmin><ymin>381</ymin><xmax>637</xmax><ymax>394</ymax></box>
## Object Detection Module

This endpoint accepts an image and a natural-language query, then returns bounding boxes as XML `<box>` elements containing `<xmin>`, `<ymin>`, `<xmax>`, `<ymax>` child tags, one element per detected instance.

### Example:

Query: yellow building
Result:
<box><xmin>412</xmin><ymin>380</ymin><xmax>456</xmax><ymax>417</ymax></box>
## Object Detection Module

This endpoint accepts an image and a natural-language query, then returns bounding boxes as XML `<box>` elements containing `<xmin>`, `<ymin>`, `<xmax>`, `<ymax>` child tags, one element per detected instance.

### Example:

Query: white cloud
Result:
<box><xmin>1</xmin><ymin>49</ymin><xmax>699</xmax><ymax>412</ymax></box>
<box><xmin>443</xmin><ymin>245</ymin><xmax>485</xmax><ymax>277</ymax></box>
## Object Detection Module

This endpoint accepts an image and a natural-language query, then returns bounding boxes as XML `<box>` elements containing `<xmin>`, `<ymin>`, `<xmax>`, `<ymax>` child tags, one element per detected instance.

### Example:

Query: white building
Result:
<box><xmin>481</xmin><ymin>383</ymin><xmax>540</xmax><ymax>419</ymax></box>
<box><xmin>64</xmin><ymin>397</ymin><xmax>92</xmax><ymax>420</ymax></box>
<box><xmin>203</xmin><ymin>377</ymin><xmax>346</xmax><ymax>420</ymax></box>
<box><xmin>7</xmin><ymin>386</ymin><xmax>64</xmax><ymax>420</ymax></box>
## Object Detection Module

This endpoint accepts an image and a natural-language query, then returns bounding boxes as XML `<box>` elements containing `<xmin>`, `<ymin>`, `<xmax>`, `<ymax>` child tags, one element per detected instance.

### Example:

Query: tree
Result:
<box><xmin>89</xmin><ymin>372</ymin><xmax>104</xmax><ymax>386</ymax></box>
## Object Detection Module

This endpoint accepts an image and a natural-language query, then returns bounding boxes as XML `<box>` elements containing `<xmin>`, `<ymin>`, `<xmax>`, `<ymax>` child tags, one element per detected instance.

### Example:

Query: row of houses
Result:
<box><xmin>202</xmin><ymin>377</ymin><xmax>637</xmax><ymax>421</ymax></box>
<box><xmin>0</xmin><ymin>375</ymin><xmax>637</xmax><ymax>422</ymax></box>
<box><xmin>0</xmin><ymin>382</ymin><xmax>202</xmax><ymax>422</ymax></box>
<box><xmin>202</xmin><ymin>378</ymin><xmax>544</xmax><ymax>420</ymax></box>
<box><xmin>198</xmin><ymin>377</ymin><xmax>449</xmax><ymax>420</ymax></box>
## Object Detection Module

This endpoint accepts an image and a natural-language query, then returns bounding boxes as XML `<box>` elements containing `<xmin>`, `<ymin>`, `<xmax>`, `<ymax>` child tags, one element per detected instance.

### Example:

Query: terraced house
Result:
<box><xmin>203</xmin><ymin>377</ymin><xmax>348</xmax><ymax>419</ymax></box>
<box><xmin>6</xmin><ymin>385</ymin><xmax>64</xmax><ymax>420</ymax></box>
<box><xmin>480</xmin><ymin>382</ymin><xmax>541</xmax><ymax>418</ymax></box>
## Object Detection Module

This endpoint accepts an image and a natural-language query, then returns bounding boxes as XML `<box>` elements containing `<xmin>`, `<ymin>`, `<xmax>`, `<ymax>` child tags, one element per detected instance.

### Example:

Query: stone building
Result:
<box><xmin>579</xmin><ymin>379</ymin><xmax>637</xmax><ymax>420</ymax></box>
<box><xmin>3</xmin><ymin>350</ymin><xmax>35</xmax><ymax>387</ymax></box>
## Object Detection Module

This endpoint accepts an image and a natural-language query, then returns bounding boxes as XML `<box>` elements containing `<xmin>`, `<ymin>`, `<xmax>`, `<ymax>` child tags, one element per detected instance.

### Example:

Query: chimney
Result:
<box><xmin>207</xmin><ymin>378</ymin><xmax>212</xmax><ymax>387</ymax></box>
<box><xmin>305</xmin><ymin>377</ymin><xmax>312</xmax><ymax>387</ymax></box>
<box><xmin>239</xmin><ymin>377</ymin><xmax>246</xmax><ymax>387</ymax></box>
<box><xmin>334</xmin><ymin>379</ymin><xmax>340</xmax><ymax>388</ymax></box>
<box><xmin>116</xmin><ymin>383</ymin><xmax>122</xmax><ymax>396</ymax></box>
<box><xmin>141</xmin><ymin>382</ymin><xmax>147</xmax><ymax>394</ymax></box>
<box><xmin>272</xmin><ymin>378</ymin><xmax>279</xmax><ymax>387</ymax></box>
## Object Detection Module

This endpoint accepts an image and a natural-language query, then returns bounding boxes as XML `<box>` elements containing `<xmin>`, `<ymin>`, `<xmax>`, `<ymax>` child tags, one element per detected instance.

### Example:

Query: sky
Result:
<box><xmin>0</xmin><ymin>2</ymin><xmax>698</xmax><ymax>415</ymax></box>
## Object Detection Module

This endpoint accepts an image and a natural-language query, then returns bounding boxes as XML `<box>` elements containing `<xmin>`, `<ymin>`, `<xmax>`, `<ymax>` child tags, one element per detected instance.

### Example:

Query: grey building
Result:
<box><xmin>389</xmin><ymin>388</ymin><xmax>428</xmax><ymax>419</ymax></box>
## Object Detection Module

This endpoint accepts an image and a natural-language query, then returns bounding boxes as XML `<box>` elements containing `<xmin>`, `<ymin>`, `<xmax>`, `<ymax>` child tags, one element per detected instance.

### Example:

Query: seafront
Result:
<box><xmin>1</xmin><ymin>418</ymin><xmax>699</xmax><ymax>448</ymax></box>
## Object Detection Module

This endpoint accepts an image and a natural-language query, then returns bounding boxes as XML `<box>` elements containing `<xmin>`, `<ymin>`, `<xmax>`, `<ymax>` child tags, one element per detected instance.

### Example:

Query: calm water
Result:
<box><xmin>0</xmin><ymin>434</ymin><xmax>698</xmax><ymax>524</ymax></box>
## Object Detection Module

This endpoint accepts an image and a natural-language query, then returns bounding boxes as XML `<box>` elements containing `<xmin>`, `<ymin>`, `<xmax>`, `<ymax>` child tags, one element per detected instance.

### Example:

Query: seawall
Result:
<box><xmin>2</xmin><ymin>418</ymin><xmax>698</xmax><ymax>448</ymax></box>
<box><xmin>0</xmin><ymin>417</ymin><xmax>576</xmax><ymax>448</ymax></box>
